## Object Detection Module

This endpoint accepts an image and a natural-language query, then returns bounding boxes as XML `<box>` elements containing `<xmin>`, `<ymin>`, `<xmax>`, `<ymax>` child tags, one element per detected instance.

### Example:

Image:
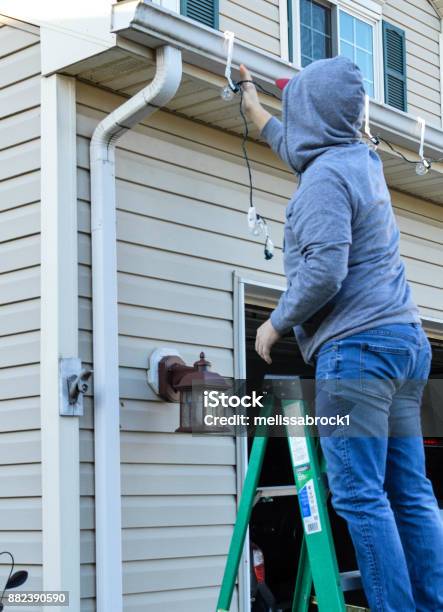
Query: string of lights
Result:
<box><xmin>220</xmin><ymin>31</ymin><xmax>442</xmax><ymax>260</ymax></box>
<box><xmin>227</xmin><ymin>78</ymin><xmax>442</xmax><ymax>174</ymax></box>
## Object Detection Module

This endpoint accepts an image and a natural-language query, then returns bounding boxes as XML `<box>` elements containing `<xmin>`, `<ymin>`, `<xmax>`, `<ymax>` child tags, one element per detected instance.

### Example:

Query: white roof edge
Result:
<box><xmin>112</xmin><ymin>0</ymin><xmax>443</xmax><ymax>158</ymax></box>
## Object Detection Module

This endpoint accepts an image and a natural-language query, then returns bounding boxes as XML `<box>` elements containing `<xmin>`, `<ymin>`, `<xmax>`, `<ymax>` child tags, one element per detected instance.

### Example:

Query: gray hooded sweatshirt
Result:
<box><xmin>262</xmin><ymin>56</ymin><xmax>419</xmax><ymax>364</ymax></box>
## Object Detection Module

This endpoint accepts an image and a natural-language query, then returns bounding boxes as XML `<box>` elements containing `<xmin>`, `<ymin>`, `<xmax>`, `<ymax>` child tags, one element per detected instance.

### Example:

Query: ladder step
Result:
<box><xmin>340</xmin><ymin>570</ymin><xmax>362</xmax><ymax>592</ymax></box>
<box><xmin>253</xmin><ymin>485</ymin><xmax>297</xmax><ymax>505</ymax></box>
<box><xmin>312</xmin><ymin>595</ymin><xmax>369</xmax><ymax>611</ymax></box>
<box><xmin>256</xmin><ymin>485</ymin><xmax>298</xmax><ymax>498</ymax></box>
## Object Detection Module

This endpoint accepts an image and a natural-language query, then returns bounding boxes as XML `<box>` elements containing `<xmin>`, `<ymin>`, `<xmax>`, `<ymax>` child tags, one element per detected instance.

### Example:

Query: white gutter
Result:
<box><xmin>90</xmin><ymin>44</ymin><xmax>182</xmax><ymax>612</ymax></box>
<box><xmin>113</xmin><ymin>0</ymin><xmax>443</xmax><ymax>160</ymax></box>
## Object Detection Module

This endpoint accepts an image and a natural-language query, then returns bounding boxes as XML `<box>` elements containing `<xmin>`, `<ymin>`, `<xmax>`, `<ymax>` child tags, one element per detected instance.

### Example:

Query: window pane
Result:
<box><xmin>340</xmin><ymin>11</ymin><xmax>354</xmax><ymax>43</ymax></box>
<box><xmin>300</xmin><ymin>0</ymin><xmax>311</xmax><ymax>26</ymax></box>
<box><xmin>301</xmin><ymin>25</ymin><xmax>313</xmax><ymax>59</ymax></box>
<box><xmin>299</xmin><ymin>0</ymin><xmax>332</xmax><ymax>66</ymax></box>
<box><xmin>312</xmin><ymin>2</ymin><xmax>329</xmax><ymax>35</ymax></box>
<box><xmin>363</xmin><ymin>79</ymin><xmax>374</xmax><ymax>97</ymax></box>
<box><xmin>356</xmin><ymin>48</ymin><xmax>373</xmax><ymax>81</ymax></box>
<box><xmin>339</xmin><ymin>11</ymin><xmax>374</xmax><ymax>97</ymax></box>
<box><xmin>313</xmin><ymin>32</ymin><xmax>329</xmax><ymax>60</ymax></box>
<box><xmin>340</xmin><ymin>41</ymin><xmax>354</xmax><ymax>61</ymax></box>
<box><xmin>355</xmin><ymin>19</ymin><xmax>372</xmax><ymax>52</ymax></box>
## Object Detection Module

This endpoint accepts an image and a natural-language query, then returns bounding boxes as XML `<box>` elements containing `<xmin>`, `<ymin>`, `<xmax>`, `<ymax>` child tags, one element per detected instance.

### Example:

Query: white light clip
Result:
<box><xmin>415</xmin><ymin>117</ymin><xmax>431</xmax><ymax>175</ymax></box>
<box><xmin>364</xmin><ymin>94</ymin><xmax>372</xmax><ymax>140</ymax></box>
<box><xmin>223</xmin><ymin>31</ymin><xmax>236</xmax><ymax>93</ymax></box>
<box><xmin>364</xmin><ymin>94</ymin><xmax>379</xmax><ymax>149</ymax></box>
<box><xmin>417</xmin><ymin>117</ymin><xmax>426</xmax><ymax>161</ymax></box>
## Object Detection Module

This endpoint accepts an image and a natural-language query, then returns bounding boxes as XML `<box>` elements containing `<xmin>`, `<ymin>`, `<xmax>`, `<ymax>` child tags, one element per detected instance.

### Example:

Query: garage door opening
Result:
<box><xmin>244</xmin><ymin>302</ymin><xmax>443</xmax><ymax>611</ymax></box>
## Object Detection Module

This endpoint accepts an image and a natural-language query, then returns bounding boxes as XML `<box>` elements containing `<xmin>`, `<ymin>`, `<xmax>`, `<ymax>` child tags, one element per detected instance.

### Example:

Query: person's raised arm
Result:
<box><xmin>239</xmin><ymin>65</ymin><xmax>291</xmax><ymax>168</ymax></box>
<box><xmin>239</xmin><ymin>64</ymin><xmax>272</xmax><ymax>132</ymax></box>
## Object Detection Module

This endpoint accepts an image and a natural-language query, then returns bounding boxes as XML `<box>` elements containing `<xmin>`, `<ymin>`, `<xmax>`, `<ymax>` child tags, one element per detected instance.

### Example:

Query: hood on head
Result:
<box><xmin>282</xmin><ymin>56</ymin><xmax>365</xmax><ymax>173</ymax></box>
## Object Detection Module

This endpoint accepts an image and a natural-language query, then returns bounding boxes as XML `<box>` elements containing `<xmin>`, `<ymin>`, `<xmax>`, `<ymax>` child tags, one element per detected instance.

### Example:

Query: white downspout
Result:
<box><xmin>90</xmin><ymin>44</ymin><xmax>182</xmax><ymax>612</ymax></box>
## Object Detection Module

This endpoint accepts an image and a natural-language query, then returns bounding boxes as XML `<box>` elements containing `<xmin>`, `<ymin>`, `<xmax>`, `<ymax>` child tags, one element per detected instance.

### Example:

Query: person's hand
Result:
<box><xmin>239</xmin><ymin>64</ymin><xmax>271</xmax><ymax>132</ymax></box>
<box><xmin>255</xmin><ymin>319</ymin><xmax>281</xmax><ymax>365</ymax></box>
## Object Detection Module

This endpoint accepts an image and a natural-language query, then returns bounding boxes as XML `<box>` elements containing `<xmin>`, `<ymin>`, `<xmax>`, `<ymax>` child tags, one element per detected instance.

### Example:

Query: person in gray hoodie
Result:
<box><xmin>240</xmin><ymin>57</ymin><xmax>443</xmax><ymax>611</ymax></box>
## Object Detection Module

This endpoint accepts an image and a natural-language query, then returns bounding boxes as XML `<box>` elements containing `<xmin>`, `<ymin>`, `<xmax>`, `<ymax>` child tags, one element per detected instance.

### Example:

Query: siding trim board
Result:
<box><xmin>40</xmin><ymin>73</ymin><xmax>80</xmax><ymax>607</ymax></box>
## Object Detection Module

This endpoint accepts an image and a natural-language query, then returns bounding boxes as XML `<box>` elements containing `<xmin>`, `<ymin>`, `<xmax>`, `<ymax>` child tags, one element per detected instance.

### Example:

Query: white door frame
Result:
<box><xmin>233</xmin><ymin>273</ymin><xmax>287</xmax><ymax>612</ymax></box>
<box><xmin>233</xmin><ymin>271</ymin><xmax>443</xmax><ymax>611</ymax></box>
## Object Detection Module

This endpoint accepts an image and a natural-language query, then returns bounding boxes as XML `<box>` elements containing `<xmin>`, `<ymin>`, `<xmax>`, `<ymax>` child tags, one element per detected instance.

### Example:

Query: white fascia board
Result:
<box><xmin>40</xmin><ymin>25</ymin><xmax>115</xmax><ymax>76</ymax></box>
<box><xmin>113</xmin><ymin>1</ymin><xmax>443</xmax><ymax>159</ymax></box>
<box><xmin>0</xmin><ymin>0</ymin><xmax>117</xmax><ymax>74</ymax></box>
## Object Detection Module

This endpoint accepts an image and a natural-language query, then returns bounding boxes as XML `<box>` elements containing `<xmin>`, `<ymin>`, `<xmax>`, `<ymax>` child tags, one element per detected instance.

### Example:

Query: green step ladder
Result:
<box><xmin>216</xmin><ymin>376</ymin><xmax>366</xmax><ymax>612</ymax></box>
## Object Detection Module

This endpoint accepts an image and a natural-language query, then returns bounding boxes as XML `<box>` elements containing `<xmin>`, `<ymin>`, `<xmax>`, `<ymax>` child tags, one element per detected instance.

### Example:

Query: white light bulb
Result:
<box><xmin>368</xmin><ymin>136</ymin><xmax>379</xmax><ymax>152</ymax></box>
<box><xmin>248</xmin><ymin>207</ymin><xmax>260</xmax><ymax>235</ymax></box>
<box><xmin>415</xmin><ymin>159</ymin><xmax>430</xmax><ymax>175</ymax></box>
<box><xmin>264</xmin><ymin>238</ymin><xmax>274</xmax><ymax>260</ymax></box>
<box><xmin>221</xmin><ymin>85</ymin><xmax>235</xmax><ymax>101</ymax></box>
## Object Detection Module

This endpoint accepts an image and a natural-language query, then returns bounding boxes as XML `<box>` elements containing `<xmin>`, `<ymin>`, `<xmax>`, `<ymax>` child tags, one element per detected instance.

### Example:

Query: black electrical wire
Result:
<box><xmin>229</xmin><ymin>77</ymin><xmax>442</xmax><ymax>259</ymax></box>
<box><xmin>374</xmin><ymin>135</ymin><xmax>443</xmax><ymax>165</ymax></box>
<box><xmin>235</xmin><ymin>80</ymin><xmax>276</xmax><ymax>259</ymax></box>
<box><xmin>237</xmin><ymin>84</ymin><xmax>254</xmax><ymax>210</ymax></box>
<box><xmin>0</xmin><ymin>551</ymin><xmax>14</xmax><ymax>608</ymax></box>
<box><xmin>236</xmin><ymin>79</ymin><xmax>281</xmax><ymax>100</ymax></box>
<box><xmin>235</xmin><ymin>78</ymin><xmax>443</xmax><ymax>167</ymax></box>
<box><xmin>235</xmin><ymin>80</ymin><xmax>281</xmax><ymax>209</ymax></box>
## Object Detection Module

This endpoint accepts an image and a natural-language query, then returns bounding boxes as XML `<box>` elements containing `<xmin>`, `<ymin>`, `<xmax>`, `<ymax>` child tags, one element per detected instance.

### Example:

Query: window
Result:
<box><xmin>290</xmin><ymin>1</ymin><xmax>384</xmax><ymax>100</ymax></box>
<box><xmin>300</xmin><ymin>0</ymin><xmax>332</xmax><ymax>67</ymax></box>
<box><xmin>181</xmin><ymin>0</ymin><xmax>219</xmax><ymax>29</ymax></box>
<box><xmin>339</xmin><ymin>11</ymin><xmax>374</xmax><ymax>97</ymax></box>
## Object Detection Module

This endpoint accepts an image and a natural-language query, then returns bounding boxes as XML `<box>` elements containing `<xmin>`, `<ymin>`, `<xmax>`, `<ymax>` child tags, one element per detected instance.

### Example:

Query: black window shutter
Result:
<box><xmin>181</xmin><ymin>0</ymin><xmax>219</xmax><ymax>29</ymax></box>
<box><xmin>382</xmin><ymin>21</ymin><xmax>407</xmax><ymax>112</ymax></box>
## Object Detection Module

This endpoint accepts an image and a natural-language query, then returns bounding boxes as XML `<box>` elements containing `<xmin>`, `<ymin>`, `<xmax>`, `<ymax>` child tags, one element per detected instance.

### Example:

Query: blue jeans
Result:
<box><xmin>315</xmin><ymin>323</ymin><xmax>443</xmax><ymax>611</ymax></box>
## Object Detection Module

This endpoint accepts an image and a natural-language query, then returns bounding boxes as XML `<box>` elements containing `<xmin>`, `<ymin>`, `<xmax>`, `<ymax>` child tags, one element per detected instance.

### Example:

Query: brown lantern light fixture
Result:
<box><xmin>155</xmin><ymin>351</ymin><xmax>229</xmax><ymax>433</ymax></box>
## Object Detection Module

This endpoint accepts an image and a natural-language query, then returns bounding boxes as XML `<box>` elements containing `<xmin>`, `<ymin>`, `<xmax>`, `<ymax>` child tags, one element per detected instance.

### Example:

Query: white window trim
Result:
<box><xmin>152</xmin><ymin>0</ymin><xmax>180</xmax><ymax>13</ymax></box>
<box><xmin>336</xmin><ymin>3</ymin><xmax>383</xmax><ymax>103</ymax></box>
<box><xmin>287</xmin><ymin>0</ymin><xmax>384</xmax><ymax>103</ymax></box>
<box><xmin>280</xmin><ymin>0</ymin><xmax>290</xmax><ymax>61</ymax></box>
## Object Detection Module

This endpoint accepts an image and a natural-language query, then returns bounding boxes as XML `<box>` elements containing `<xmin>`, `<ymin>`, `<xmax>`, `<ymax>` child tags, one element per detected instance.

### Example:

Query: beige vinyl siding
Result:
<box><xmin>390</xmin><ymin>191</ymin><xmax>443</xmax><ymax>320</ymax></box>
<box><xmin>0</xmin><ymin>19</ymin><xmax>42</xmax><ymax>602</ymax></box>
<box><xmin>76</xmin><ymin>78</ymin><xmax>443</xmax><ymax>609</ymax></box>
<box><xmin>383</xmin><ymin>0</ymin><xmax>442</xmax><ymax>126</ymax></box>
<box><xmin>219</xmin><ymin>0</ymin><xmax>282</xmax><ymax>57</ymax></box>
<box><xmin>75</xmin><ymin>79</ymin><xmax>291</xmax><ymax>610</ymax></box>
